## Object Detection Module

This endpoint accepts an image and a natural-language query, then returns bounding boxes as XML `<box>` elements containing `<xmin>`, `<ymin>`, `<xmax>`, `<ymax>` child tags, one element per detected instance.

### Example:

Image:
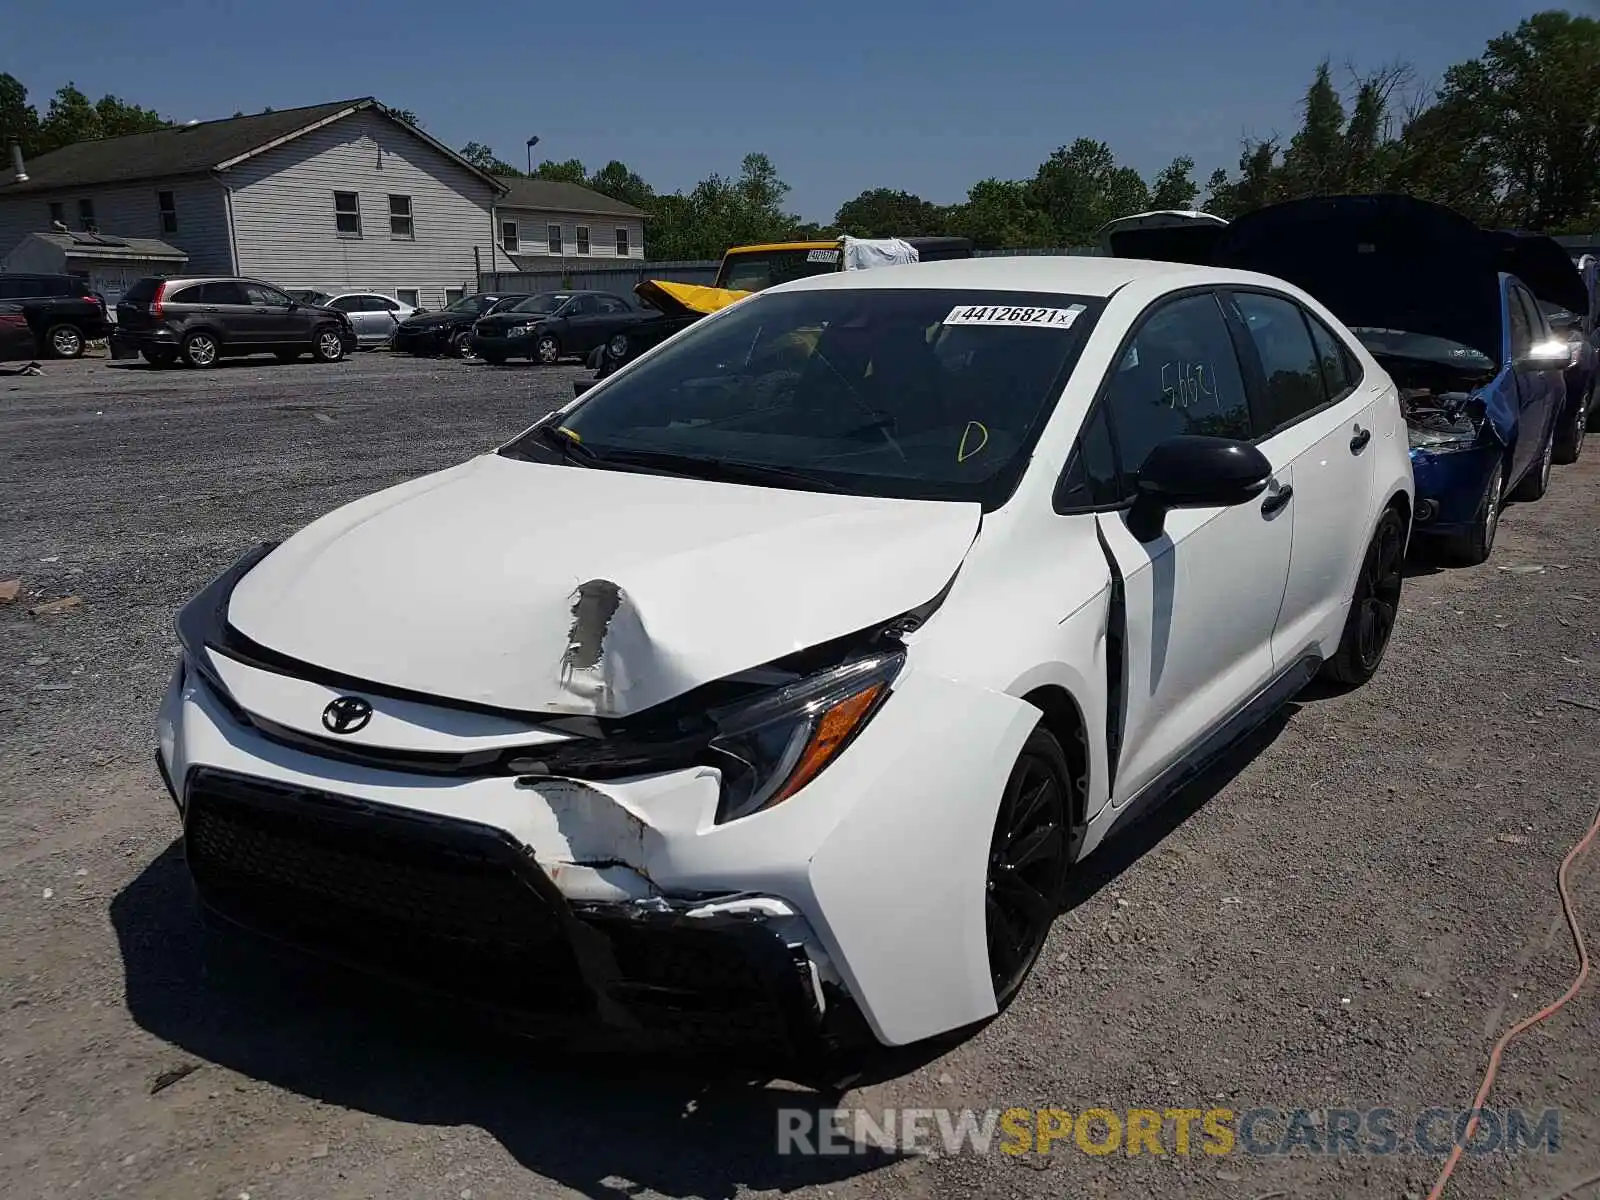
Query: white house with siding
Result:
<box><xmin>0</xmin><ymin>98</ymin><xmax>648</xmax><ymax>310</ymax></box>
<box><xmin>489</xmin><ymin>177</ymin><xmax>648</xmax><ymax>275</ymax></box>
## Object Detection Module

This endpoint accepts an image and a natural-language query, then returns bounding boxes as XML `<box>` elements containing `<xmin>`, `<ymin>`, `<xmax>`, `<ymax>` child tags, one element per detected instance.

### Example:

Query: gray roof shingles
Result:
<box><xmin>2</xmin><ymin>98</ymin><xmax>374</xmax><ymax>195</ymax></box>
<box><xmin>494</xmin><ymin>176</ymin><xmax>648</xmax><ymax>219</ymax></box>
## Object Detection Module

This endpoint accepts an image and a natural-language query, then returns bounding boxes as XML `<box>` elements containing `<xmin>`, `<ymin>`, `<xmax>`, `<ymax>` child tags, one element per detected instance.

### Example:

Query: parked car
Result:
<box><xmin>111</xmin><ymin>276</ymin><xmax>357</xmax><ymax>368</ymax></box>
<box><xmin>470</xmin><ymin>290</ymin><xmax>653</xmax><ymax>365</ymax></box>
<box><xmin>1103</xmin><ymin>195</ymin><xmax>1568</xmax><ymax>565</ymax></box>
<box><xmin>576</xmin><ymin>236</ymin><xmax>979</xmax><ymax>390</ymax></box>
<box><xmin>159</xmin><ymin>255</ymin><xmax>1411</xmax><ymax>1054</ymax></box>
<box><xmin>1094</xmin><ymin>209</ymin><xmax>1229</xmax><ymax>261</ymax></box>
<box><xmin>321</xmin><ymin>292</ymin><xmax>420</xmax><ymax>348</ymax></box>
<box><xmin>0</xmin><ymin>272</ymin><xmax>111</xmax><ymax>358</ymax></box>
<box><xmin>0</xmin><ymin>302</ymin><xmax>37</xmax><ymax>361</ymax></box>
<box><xmin>1490</xmin><ymin>232</ymin><xmax>1597</xmax><ymax>464</ymax></box>
<box><xmin>391</xmin><ymin>292</ymin><xmax>529</xmax><ymax>358</ymax></box>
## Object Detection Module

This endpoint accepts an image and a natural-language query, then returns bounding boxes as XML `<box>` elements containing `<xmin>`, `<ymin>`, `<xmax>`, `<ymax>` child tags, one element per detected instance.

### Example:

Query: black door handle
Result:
<box><xmin>1350</xmin><ymin>426</ymin><xmax>1371</xmax><ymax>453</ymax></box>
<box><xmin>1261</xmin><ymin>485</ymin><xmax>1294</xmax><ymax>516</ymax></box>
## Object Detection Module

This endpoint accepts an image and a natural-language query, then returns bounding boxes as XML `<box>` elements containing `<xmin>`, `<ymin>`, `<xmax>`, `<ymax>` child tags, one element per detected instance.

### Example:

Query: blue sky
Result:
<box><xmin>6</xmin><ymin>0</ymin><xmax>1560</xmax><ymax>222</ymax></box>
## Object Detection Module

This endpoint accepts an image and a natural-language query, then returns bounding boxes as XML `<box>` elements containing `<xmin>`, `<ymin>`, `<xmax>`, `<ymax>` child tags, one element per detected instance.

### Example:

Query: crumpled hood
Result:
<box><xmin>474</xmin><ymin>310</ymin><xmax>549</xmax><ymax>333</ymax></box>
<box><xmin>400</xmin><ymin>312</ymin><xmax>459</xmax><ymax>330</ymax></box>
<box><xmin>226</xmin><ymin>453</ymin><xmax>982</xmax><ymax>718</ymax></box>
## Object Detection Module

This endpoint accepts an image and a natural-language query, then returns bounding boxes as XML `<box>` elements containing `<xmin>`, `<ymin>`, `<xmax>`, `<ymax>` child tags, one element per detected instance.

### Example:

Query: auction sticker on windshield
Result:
<box><xmin>944</xmin><ymin>304</ymin><xmax>1086</xmax><ymax>328</ymax></box>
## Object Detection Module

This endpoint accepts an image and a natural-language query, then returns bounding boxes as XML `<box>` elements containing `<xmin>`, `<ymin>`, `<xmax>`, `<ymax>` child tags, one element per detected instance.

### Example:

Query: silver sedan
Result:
<box><xmin>321</xmin><ymin>293</ymin><xmax>420</xmax><ymax>347</ymax></box>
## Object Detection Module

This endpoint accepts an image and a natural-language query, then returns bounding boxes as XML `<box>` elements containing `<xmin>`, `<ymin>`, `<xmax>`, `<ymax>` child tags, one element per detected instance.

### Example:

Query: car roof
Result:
<box><xmin>763</xmin><ymin>254</ymin><xmax>1274</xmax><ymax>299</ymax></box>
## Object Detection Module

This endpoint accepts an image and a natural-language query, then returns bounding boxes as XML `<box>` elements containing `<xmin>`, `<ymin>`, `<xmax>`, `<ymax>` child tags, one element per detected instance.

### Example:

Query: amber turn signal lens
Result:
<box><xmin>763</xmin><ymin>682</ymin><xmax>886</xmax><ymax>810</ymax></box>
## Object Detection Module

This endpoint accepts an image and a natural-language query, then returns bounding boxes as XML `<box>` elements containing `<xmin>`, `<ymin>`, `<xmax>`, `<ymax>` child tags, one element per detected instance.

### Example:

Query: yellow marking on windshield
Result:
<box><xmin>957</xmin><ymin>421</ymin><xmax>989</xmax><ymax>462</ymax></box>
<box><xmin>557</xmin><ymin>426</ymin><xmax>582</xmax><ymax>442</ymax></box>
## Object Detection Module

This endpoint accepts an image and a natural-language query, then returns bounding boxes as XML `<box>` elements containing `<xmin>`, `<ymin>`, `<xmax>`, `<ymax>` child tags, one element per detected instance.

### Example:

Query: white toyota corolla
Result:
<box><xmin>157</xmin><ymin>256</ymin><xmax>1413</xmax><ymax>1054</ymax></box>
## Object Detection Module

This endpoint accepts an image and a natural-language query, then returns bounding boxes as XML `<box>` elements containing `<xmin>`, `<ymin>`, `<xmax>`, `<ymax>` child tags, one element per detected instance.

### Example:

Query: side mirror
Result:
<box><xmin>1517</xmin><ymin>338</ymin><xmax>1572</xmax><ymax>369</ymax></box>
<box><xmin>1126</xmin><ymin>435</ymin><xmax>1273</xmax><ymax>542</ymax></box>
<box><xmin>574</xmin><ymin>378</ymin><xmax>598</xmax><ymax>397</ymax></box>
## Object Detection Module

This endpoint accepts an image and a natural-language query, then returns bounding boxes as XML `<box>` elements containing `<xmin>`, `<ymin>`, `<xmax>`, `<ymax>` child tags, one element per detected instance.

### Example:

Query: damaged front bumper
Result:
<box><xmin>1407</xmin><ymin>443</ymin><xmax>1502</xmax><ymax>534</ymax></box>
<box><xmin>156</xmin><ymin>651</ymin><xmax>1039</xmax><ymax>1050</ymax></box>
<box><xmin>180</xmin><ymin>766</ymin><xmax>836</xmax><ymax>1053</ymax></box>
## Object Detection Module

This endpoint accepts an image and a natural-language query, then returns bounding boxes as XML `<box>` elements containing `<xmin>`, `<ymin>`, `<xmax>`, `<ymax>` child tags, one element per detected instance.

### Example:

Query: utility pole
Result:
<box><xmin>526</xmin><ymin>135</ymin><xmax>540</xmax><ymax>177</ymax></box>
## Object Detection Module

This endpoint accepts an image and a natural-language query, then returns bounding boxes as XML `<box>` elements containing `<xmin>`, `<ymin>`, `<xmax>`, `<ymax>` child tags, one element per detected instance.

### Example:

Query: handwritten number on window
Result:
<box><xmin>1160</xmin><ymin>359</ymin><xmax>1218</xmax><ymax>411</ymax></box>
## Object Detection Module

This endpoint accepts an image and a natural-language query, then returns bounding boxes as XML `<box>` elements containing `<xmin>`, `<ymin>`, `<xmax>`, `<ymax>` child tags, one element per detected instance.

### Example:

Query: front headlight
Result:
<box><xmin>706</xmin><ymin>650</ymin><xmax>903</xmax><ymax>823</ymax></box>
<box><xmin>508</xmin><ymin>323</ymin><xmax>535</xmax><ymax>338</ymax></box>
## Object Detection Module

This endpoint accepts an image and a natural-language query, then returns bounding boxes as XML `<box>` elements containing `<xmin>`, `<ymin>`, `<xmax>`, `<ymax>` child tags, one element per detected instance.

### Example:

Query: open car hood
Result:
<box><xmin>1211</xmin><ymin>194</ymin><xmax>1504</xmax><ymax>363</ymax></box>
<box><xmin>1095</xmin><ymin>210</ymin><xmax>1230</xmax><ymax>263</ymax></box>
<box><xmin>1488</xmin><ymin>230</ymin><xmax>1589</xmax><ymax>317</ymax></box>
<box><xmin>226</xmin><ymin>453</ymin><xmax>981</xmax><ymax>719</ymax></box>
<box><xmin>635</xmin><ymin>279</ymin><xmax>751</xmax><ymax>318</ymax></box>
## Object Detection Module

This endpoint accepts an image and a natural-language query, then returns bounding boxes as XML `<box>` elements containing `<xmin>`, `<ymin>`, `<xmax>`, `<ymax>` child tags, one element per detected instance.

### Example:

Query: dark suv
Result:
<box><xmin>112</xmin><ymin>276</ymin><xmax>357</xmax><ymax>368</ymax></box>
<box><xmin>0</xmin><ymin>273</ymin><xmax>111</xmax><ymax>358</ymax></box>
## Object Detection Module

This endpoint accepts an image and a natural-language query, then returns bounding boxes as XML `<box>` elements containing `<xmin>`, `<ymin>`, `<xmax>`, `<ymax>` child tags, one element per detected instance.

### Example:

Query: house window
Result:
<box><xmin>444</xmin><ymin>287</ymin><xmax>464</xmax><ymax>306</ymax></box>
<box><xmin>78</xmin><ymin>198</ymin><xmax>96</xmax><ymax>232</ymax></box>
<box><xmin>501</xmin><ymin>220</ymin><xmax>518</xmax><ymax>252</ymax></box>
<box><xmin>158</xmin><ymin>191</ymin><xmax>178</xmax><ymax>234</ymax></box>
<box><xmin>388</xmin><ymin>194</ymin><xmax>414</xmax><ymax>239</ymax></box>
<box><xmin>615</xmin><ymin>227</ymin><xmax>630</xmax><ymax>257</ymax></box>
<box><xmin>547</xmin><ymin>223</ymin><xmax>562</xmax><ymax>255</ymax></box>
<box><xmin>576</xmin><ymin>225</ymin><xmax>590</xmax><ymax>255</ymax></box>
<box><xmin>334</xmin><ymin>191</ymin><xmax>361</xmax><ymax>236</ymax></box>
<box><xmin>48</xmin><ymin>201</ymin><xmax>64</xmax><ymax>226</ymax></box>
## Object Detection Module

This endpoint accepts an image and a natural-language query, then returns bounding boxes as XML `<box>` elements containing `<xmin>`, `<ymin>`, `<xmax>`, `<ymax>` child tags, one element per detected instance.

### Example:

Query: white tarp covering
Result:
<box><xmin>842</xmin><ymin>236</ymin><xmax>920</xmax><ymax>271</ymax></box>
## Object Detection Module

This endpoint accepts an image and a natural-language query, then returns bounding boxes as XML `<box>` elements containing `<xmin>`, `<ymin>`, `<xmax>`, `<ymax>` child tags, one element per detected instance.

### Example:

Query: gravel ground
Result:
<box><xmin>1</xmin><ymin>351</ymin><xmax>1598</xmax><ymax>1200</ymax></box>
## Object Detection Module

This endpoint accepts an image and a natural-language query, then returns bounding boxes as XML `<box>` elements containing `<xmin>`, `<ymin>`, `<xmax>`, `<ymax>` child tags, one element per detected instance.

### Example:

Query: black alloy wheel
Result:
<box><xmin>986</xmin><ymin>729</ymin><xmax>1073</xmax><ymax>1008</ymax></box>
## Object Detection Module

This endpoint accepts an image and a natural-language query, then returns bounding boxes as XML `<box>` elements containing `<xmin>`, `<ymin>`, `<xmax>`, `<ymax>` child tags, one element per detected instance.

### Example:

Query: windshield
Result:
<box><xmin>715</xmin><ymin>248</ymin><xmax>842</xmax><ymax>292</ymax></box>
<box><xmin>509</xmin><ymin>293</ymin><xmax>570</xmax><ymax>314</ymax></box>
<box><xmin>503</xmin><ymin>287</ymin><xmax>1104</xmax><ymax>508</ymax></box>
<box><xmin>446</xmin><ymin>294</ymin><xmax>490</xmax><ymax>313</ymax></box>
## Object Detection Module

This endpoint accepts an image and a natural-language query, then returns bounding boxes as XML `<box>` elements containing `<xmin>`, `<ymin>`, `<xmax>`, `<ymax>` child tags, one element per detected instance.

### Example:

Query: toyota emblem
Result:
<box><xmin>322</xmin><ymin>695</ymin><xmax>373</xmax><ymax>735</ymax></box>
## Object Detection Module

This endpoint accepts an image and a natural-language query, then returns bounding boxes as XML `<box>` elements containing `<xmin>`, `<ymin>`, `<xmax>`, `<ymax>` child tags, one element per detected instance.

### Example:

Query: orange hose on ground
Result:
<box><xmin>1427</xmin><ymin>803</ymin><xmax>1600</xmax><ymax>1200</ymax></box>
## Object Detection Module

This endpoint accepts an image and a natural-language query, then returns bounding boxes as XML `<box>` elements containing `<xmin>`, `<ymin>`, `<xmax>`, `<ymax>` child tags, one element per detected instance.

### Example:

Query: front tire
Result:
<box><xmin>181</xmin><ymin>331</ymin><xmax>219</xmax><ymax>368</ymax></box>
<box><xmin>46</xmin><ymin>322</ymin><xmax>85</xmax><ymax>358</ymax></box>
<box><xmin>451</xmin><ymin>329</ymin><xmax>475</xmax><ymax>358</ymax></box>
<box><xmin>987</xmin><ymin>728</ymin><xmax>1073</xmax><ymax>1011</ymax></box>
<box><xmin>1323</xmin><ymin>506</ymin><xmax>1406</xmax><ymax>687</ymax></box>
<box><xmin>1448</xmin><ymin>461</ymin><xmax>1503</xmax><ymax>566</ymax></box>
<box><xmin>1553</xmin><ymin>382</ymin><xmax>1589</xmax><ymax>464</ymax></box>
<box><xmin>1511</xmin><ymin>423</ymin><xmax>1554</xmax><ymax>501</ymax></box>
<box><xmin>312</xmin><ymin>327</ymin><xmax>345</xmax><ymax>363</ymax></box>
<box><xmin>536</xmin><ymin>334</ymin><xmax>561</xmax><ymax>365</ymax></box>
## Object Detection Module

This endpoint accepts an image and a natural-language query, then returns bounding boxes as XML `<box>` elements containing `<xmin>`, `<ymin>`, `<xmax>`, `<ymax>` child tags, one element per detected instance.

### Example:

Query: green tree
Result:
<box><xmin>1149</xmin><ymin>155</ymin><xmax>1199</xmax><ymax>210</ymax></box>
<box><xmin>833</xmin><ymin>187</ymin><xmax>945</xmax><ymax>237</ymax></box>
<box><xmin>1030</xmin><ymin>138</ymin><xmax>1151</xmax><ymax>244</ymax></box>
<box><xmin>587</xmin><ymin>160</ymin><xmax>655</xmax><ymax>210</ymax></box>
<box><xmin>387</xmin><ymin>107</ymin><xmax>422</xmax><ymax>127</ymax></box>
<box><xmin>1429</xmin><ymin>10</ymin><xmax>1600</xmax><ymax>230</ymax></box>
<box><xmin>459</xmin><ymin>140</ymin><xmax>521</xmax><ymax>175</ymax></box>
<box><xmin>944</xmin><ymin>178</ymin><xmax>1055</xmax><ymax>248</ymax></box>
<box><xmin>0</xmin><ymin>74</ymin><xmax>40</xmax><ymax>156</ymax></box>
<box><xmin>1279</xmin><ymin>60</ymin><xmax>1347</xmax><ymax>196</ymax></box>
<box><xmin>531</xmin><ymin>157</ymin><xmax>588</xmax><ymax>184</ymax></box>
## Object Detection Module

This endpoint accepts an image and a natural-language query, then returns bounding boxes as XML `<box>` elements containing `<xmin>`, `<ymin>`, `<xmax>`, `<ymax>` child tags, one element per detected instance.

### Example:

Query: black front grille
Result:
<box><xmin>184</xmin><ymin>769</ymin><xmax>590</xmax><ymax>1014</ymax></box>
<box><xmin>181</xmin><ymin>769</ymin><xmax>829</xmax><ymax>1051</ymax></box>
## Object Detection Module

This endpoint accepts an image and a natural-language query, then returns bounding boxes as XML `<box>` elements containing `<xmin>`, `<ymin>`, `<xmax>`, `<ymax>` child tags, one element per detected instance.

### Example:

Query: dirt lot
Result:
<box><xmin>2</xmin><ymin>351</ymin><xmax>1598</xmax><ymax>1200</ymax></box>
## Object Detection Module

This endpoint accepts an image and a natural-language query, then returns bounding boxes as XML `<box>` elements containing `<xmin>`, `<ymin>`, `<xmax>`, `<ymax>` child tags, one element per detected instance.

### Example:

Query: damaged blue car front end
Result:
<box><xmin>1353</xmin><ymin>328</ymin><xmax>1513</xmax><ymax>542</ymax></box>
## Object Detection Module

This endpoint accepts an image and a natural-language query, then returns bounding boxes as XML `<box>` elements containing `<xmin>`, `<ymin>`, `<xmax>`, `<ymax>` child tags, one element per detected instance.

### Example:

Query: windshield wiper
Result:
<box><xmin>527</xmin><ymin>422</ymin><xmax>603</xmax><ymax>465</ymax></box>
<box><xmin>597</xmin><ymin>448</ymin><xmax>844</xmax><ymax>492</ymax></box>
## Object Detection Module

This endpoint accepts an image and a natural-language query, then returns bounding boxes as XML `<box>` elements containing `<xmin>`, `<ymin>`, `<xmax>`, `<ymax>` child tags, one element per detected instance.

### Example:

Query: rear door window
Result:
<box><xmin>1305</xmin><ymin>313</ymin><xmax>1360</xmax><ymax>401</ymax></box>
<box><xmin>1099</xmin><ymin>291</ymin><xmax>1253</xmax><ymax>495</ymax></box>
<box><xmin>1230</xmin><ymin>292</ymin><xmax>1329</xmax><ymax>433</ymax></box>
<box><xmin>199</xmin><ymin>281</ymin><xmax>248</xmax><ymax>305</ymax></box>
